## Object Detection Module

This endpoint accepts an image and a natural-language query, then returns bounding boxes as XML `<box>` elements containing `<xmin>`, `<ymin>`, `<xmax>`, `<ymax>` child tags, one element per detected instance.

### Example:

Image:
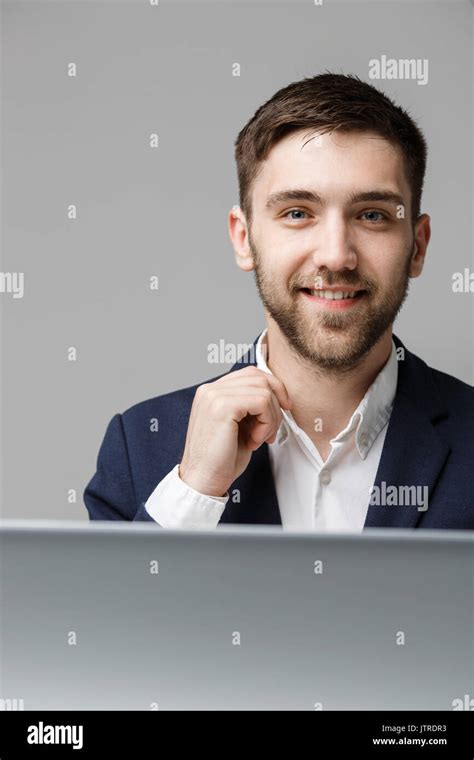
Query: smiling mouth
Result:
<box><xmin>299</xmin><ymin>288</ymin><xmax>367</xmax><ymax>301</ymax></box>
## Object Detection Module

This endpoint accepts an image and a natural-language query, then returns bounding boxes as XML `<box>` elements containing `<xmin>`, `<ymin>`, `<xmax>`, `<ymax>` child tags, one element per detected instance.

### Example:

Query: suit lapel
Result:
<box><xmin>363</xmin><ymin>337</ymin><xmax>450</xmax><ymax>528</ymax></box>
<box><xmin>220</xmin><ymin>442</ymin><xmax>281</xmax><ymax>525</ymax></box>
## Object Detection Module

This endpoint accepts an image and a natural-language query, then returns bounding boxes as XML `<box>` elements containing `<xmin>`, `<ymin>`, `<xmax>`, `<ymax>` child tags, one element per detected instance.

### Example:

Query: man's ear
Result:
<box><xmin>228</xmin><ymin>206</ymin><xmax>255</xmax><ymax>272</ymax></box>
<box><xmin>409</xmin><ymin>213</ymin><xmax>431</xmax><ymax>278</ymax></box>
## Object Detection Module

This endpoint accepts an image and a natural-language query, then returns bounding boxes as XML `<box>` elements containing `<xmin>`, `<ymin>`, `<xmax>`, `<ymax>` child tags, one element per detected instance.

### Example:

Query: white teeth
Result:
<box><xmin>309</xmin><ymin>289</ymin><xmax>357</xmax><ymax>300</ymax></box>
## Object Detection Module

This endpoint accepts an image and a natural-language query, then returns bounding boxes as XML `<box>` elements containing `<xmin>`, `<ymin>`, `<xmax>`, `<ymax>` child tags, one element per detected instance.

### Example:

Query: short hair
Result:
<box><xmin>234</xmin><ymin>72</ymin><xmax>427</xmax><ymax>226</ymax></box>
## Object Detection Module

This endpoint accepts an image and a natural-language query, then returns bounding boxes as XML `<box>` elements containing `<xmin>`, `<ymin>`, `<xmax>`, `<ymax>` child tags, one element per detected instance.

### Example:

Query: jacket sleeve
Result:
<box><xmin>83</xmin><ymin>413</ymin><xmax>156</xmax><ymax>522</ymax></box>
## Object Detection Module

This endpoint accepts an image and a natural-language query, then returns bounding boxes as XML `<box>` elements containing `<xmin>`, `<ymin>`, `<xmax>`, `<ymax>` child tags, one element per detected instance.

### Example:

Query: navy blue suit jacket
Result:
<box><xmin>84</xmin><ymin>334</ymin><xmax>474</xmax><ymax>530</ymax></box>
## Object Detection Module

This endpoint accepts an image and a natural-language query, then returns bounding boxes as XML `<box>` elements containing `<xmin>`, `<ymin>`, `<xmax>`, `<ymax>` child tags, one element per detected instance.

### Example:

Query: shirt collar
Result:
<box><xmin>255</xmin><ymin>328</ymin><xmax>398</xmax><ymax>460</ymax></box>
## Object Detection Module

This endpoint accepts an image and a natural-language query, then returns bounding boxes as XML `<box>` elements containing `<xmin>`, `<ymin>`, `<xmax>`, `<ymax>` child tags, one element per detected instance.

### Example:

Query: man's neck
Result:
<box><xmin>264</xmin><ymin>321</ymin><xmax>394</xmax><ymax>456</ymax></box>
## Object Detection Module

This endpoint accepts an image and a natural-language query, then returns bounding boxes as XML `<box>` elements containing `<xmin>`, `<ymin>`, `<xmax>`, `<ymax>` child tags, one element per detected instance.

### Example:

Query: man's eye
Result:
<box><xmin>360</xmin><ymin>210</ymin><xmax>387</xmax><ymax>223</ymax></box>
<box><xmin>284</xmin><ymin>209</ymin><xmax>309</xmax><ymax>222</ymax></box>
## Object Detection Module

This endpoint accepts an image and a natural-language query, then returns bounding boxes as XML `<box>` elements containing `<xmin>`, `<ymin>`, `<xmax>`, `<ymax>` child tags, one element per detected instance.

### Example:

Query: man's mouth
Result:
<box><xmin>299</xmin><ymin>287</ymin><xmax>367</xmax><ymax>300</ymax></box>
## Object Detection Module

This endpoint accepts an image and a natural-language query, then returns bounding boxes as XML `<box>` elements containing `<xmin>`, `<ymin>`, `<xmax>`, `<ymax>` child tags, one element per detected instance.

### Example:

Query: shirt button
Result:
<box><xmin>320</xmin><ymin>469</ymin><xmax>331</xmax><ymax>485</ymax></box>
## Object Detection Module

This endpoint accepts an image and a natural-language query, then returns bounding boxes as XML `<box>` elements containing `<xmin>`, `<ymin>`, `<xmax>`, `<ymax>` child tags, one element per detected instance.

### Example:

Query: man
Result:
<box><xmin>84</xmin><ymin>73</ymin><xmax>474</xmax><ymax>531</ymax></box>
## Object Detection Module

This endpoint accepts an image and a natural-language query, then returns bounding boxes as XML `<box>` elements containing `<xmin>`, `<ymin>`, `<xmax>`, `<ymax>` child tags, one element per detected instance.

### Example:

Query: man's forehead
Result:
<box><xmin>253</xmin><ymin>129</ymin><xmax>408</xmax><ymax>202</ymax></box>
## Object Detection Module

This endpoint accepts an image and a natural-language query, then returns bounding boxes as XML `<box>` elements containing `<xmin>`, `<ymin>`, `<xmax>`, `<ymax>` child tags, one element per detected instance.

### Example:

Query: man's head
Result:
<box><xmin>228</xmin><ymin>73</ymin><xmax>431</xmax><ymax>371</ymax></box>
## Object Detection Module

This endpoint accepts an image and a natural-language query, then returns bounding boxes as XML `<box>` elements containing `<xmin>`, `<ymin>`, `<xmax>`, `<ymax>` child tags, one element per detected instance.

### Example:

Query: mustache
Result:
<box><xmin>292</xmin><ymin>271</ymin><xmax>376</xmax><ymax>292</ymax></box>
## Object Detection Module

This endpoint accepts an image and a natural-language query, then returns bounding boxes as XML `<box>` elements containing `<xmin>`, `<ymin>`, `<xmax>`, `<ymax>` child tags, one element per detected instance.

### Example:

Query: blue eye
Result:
<box><xmin>285</xmin><ymin>209</ymin><xmax>308</xmax><ymax>221</ymax></box>
<box><xmin>361</xmin><ymin>210</ymin><xmax>387</xmax><ymax>223</ymax></box>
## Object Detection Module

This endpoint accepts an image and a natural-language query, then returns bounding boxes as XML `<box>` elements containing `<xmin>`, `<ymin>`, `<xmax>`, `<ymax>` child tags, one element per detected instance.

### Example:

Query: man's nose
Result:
<box><xmin>309</xmin><ymin>215</ymin><xmax>357</xmax><ymax>272</ymax></box>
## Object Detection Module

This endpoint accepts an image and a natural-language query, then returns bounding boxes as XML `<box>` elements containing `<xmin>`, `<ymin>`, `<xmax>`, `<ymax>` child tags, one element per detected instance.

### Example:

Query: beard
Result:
<box><xmin>250</xmin><ymin>233</ymin><xmax>413</xmax><ymax>373</ymax></box>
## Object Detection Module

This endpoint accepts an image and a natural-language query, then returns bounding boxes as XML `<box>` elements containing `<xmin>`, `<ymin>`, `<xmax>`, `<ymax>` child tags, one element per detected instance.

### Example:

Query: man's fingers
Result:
<box><xmin>247</xmin><ymin>391</ymin><xmax>283</xmax><ymax>448</ymax></box>
<box><xmin>217</xmin><ymin>367</ymin><xmax>291</xmax><ymax>410</ymax></box>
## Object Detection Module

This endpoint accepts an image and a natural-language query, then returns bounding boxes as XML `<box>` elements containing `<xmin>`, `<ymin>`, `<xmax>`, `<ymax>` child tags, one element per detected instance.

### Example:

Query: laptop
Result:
<box><xmin>0</xmin><ymin>520</ymin><xmax>472</xmax><ymax>710</ymax></box>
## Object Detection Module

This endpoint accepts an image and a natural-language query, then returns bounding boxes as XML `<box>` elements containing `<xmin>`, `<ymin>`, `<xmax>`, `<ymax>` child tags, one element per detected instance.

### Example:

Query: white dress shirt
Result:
<box><xmin>145</xmin><ymin>329</ymin><xmax>398</xmax><ymax>532</ymax></box>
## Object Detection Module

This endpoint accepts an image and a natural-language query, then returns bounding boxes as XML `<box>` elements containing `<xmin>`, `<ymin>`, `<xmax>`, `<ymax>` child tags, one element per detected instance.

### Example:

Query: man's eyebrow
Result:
<box><xmin>265</xmin><ymin>189</ymin><xmax>322</xmax><ymax>209</ymax></box>
<box><xmin>264</xmin><ymin>188</ymin><xmax>405</xmax><ymax>209</ymax></box>
<box><xmin>349</xmin><ymin>190</ymin><xmax>405</xmax><ymax>206</ymax></box>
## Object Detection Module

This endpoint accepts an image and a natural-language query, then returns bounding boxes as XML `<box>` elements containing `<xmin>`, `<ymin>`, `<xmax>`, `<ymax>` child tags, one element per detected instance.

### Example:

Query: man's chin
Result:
<box><xmin>288</xmin><ymin>321</ymin><xmax>379</xmax><ymax>370</ymax></box>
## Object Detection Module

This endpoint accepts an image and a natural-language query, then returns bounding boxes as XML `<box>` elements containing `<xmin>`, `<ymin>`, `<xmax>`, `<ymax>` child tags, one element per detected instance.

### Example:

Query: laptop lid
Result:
<box><xmin>1</xmin><ymin>520</ymin><xmax>472</xmax><ymax>710</ymax></box>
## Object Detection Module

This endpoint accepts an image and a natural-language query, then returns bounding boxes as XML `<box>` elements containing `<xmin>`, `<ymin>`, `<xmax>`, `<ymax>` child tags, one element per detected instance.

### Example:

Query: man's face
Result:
<box><xmin>241</xmin><ymin>129</ymin><xmax>423</xmax><ymax>371</ymax></box>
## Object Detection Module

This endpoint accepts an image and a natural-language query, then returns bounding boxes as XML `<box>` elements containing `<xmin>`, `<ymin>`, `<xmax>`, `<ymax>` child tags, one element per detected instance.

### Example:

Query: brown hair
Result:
<box><xmin>234</xmin><ymin>72</ymin><xmax>427</xmax><ymax>226</ymax></box>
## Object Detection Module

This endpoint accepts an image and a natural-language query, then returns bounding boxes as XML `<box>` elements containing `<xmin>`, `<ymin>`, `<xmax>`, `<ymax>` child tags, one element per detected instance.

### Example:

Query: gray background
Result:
<box><xmin>1</xmin><ymin>0</ymin><xmax>473</xmax><ymax>521</ymax></box>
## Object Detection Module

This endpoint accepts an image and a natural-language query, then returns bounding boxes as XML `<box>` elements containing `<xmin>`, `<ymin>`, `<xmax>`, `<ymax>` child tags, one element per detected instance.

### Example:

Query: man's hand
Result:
<box><xmin>179</xmin><ymin>366</ymin><xmax>291</xmax><ymax>497</ymax></box>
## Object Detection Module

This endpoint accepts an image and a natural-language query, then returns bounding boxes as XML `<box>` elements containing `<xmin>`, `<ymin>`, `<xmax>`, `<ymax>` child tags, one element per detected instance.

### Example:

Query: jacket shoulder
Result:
<box><xmin>418</xmin><ymin>359</ymin><xmax>474</xmax><ymax>444</ymax></box>
<box><xmin>120</xmin><ymin>370</ymin><xmax>230</xmax><ymax>427</ymax></box>
<box><xmin>427</xmin><ymin>363</ymin><xmax>474</xmax><ymax>408</ymax></box>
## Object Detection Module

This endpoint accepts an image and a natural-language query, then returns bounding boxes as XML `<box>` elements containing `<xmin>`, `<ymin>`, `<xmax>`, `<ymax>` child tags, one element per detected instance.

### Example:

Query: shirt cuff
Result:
<box><xmin>144</xmin><ymin>463</ymin><xmax>228</xmax><ymax>529</ymax></box>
